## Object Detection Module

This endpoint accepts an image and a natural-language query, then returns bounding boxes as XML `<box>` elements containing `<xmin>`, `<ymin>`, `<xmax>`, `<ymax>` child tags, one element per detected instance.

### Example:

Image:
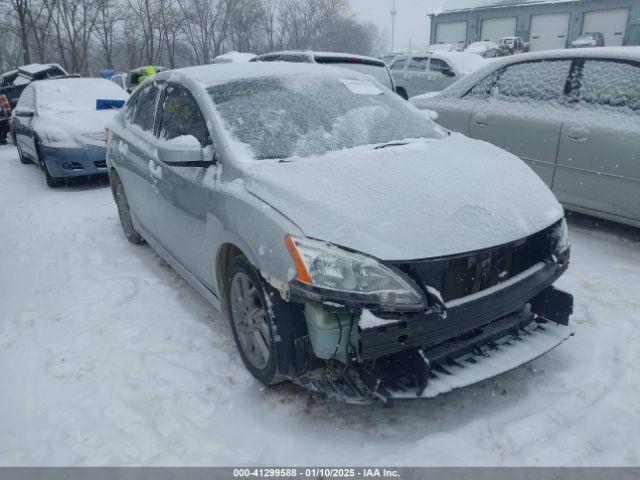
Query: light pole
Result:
<box><xmin>390</xmin><ymin>0</ymin><xmax>397</xmax><ymax>52</ymax></box>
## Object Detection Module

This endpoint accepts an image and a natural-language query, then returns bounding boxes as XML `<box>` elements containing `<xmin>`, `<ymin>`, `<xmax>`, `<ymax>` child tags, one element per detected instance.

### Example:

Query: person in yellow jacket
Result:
<box><xmin>137</xmin><ymin>65</ymin><xmax>156</xmax><ymax>85</ymax></box>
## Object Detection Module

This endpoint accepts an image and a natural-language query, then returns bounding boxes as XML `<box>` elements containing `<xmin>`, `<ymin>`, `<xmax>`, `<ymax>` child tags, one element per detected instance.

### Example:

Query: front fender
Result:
<box><xmin>209</xmin><ymin>180</ymin><xmax>303</xmax><ymax>299</ymax></box>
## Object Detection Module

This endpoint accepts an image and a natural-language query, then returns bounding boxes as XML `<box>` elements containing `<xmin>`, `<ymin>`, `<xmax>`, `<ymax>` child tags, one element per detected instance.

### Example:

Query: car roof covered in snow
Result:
<box><xmin>157</xmin><ymin>62</ymin><xmax>371</xmax><ymax>89</ymax></box>
<box><xmin>392</xmin><ymin>51</ymin><xmax>488</xmax><ymax>75</ymax></box>
<box><xmin>256</xmin><ymin>50</ymin><xmax>386</xmax><ymax>65</ymax></box>
<box><xmin>17</xmin><ymin>63</ymin><xmax>66</xmax><ymax>76</ymax></box>
<box><xmin>433</xmin><ymin>46</ymin><xmax>640</xmax><ymax>99</ymax></box>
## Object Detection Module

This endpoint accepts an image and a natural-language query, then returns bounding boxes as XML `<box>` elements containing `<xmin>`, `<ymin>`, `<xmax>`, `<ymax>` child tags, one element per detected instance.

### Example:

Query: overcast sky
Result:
<box><xmin>348</xmin><ymin>0</ymin><xmax>470</xmax><ymax>52</ymax></box>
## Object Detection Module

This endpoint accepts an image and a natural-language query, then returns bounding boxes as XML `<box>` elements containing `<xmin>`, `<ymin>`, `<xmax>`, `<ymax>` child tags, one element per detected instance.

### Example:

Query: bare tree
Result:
<box><xmin>50</xmin><ymin>0</ymin><xmax>101</xmax><ymax>74</ymax></box>
<box><xmin>176</xmin><ymin>0</ymin><xmax>232</xmax><ymax>64</ymax></box>
<box><xmin>94</xmin><ymin>0</ymin><xmax>122</xmax><ymax>69</ymax></box>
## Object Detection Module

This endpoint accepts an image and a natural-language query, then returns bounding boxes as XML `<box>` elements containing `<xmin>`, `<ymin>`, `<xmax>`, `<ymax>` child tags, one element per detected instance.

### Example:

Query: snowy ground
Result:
<box><xmin>0</xmin><ymin>143</ymin><xmax>639</xmax><ymax>466</ymax></box>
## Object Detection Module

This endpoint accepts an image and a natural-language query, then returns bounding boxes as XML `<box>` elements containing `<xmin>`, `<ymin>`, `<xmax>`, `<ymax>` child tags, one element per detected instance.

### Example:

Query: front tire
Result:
<box><xmin>226</xmin><ymin>258</ymin><xmax>290</xmax><ymax>385</ymax></box>
<box><xmin>17</xmin><ymin>143</ymin><xmax>31</xmax><ymax>165</ymax></box>
<box><xmin>112</xmin><ymin>172</ymin><xmax>144</xmax><ymax>244</ymax></box>
<box><xmin>35</xmin><ymin>142</ymin><xmax>63</xmax><ymax>187</ymax></box>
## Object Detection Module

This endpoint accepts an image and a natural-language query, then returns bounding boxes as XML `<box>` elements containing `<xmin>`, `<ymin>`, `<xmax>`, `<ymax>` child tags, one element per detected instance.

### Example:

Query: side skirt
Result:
<box><xmin>133</xmin><ymin>215</ymin><xmax>222</xmax><ymax>312</ymax></box>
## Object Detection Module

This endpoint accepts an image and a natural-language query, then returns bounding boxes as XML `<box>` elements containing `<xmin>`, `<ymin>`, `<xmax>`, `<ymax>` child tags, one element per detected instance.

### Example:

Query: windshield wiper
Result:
<box><xmin>374</xmin><ymin>142</ymin><xmax>409</xmax><ymax>150</ymax></box>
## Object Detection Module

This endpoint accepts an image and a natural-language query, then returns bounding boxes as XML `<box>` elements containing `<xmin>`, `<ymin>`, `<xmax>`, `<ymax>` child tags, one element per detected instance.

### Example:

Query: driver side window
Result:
<box><xmin>159</xmin><ymin>84</ymin><xmax>212</xmax><ymax>147</ymax></box>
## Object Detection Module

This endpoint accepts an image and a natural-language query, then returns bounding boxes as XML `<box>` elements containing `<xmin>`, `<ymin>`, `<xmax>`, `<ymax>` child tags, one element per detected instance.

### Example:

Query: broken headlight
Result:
<box><xmin>554</xmin><ymin>218</ymin><xmax>570</xmax><ymax>255</ymax></box>
<box><xmin>285</xmin><ymin>235</ymin><xmax>426</xmax><ymax>312</ymax></box>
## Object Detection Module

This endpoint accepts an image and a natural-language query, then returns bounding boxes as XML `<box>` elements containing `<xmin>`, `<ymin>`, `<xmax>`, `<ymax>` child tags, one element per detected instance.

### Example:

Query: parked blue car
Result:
<box><xmin>12</xmin><ymin>77</ymin><xmax>128</xmax><ymax>187</ymax></box>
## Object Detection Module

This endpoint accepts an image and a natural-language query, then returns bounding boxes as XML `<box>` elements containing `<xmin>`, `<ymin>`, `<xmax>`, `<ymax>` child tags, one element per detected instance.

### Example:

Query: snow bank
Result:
<box><xmin>1</xmin><ymin>145</ymin><xmax>639</xmax><ymax>466</ymax></box>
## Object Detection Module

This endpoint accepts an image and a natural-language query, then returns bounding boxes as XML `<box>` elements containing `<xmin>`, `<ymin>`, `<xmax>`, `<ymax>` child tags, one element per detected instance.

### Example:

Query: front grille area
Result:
<box><xmin>391</xmin><ymin>221</ymin><xmax>561</xmax><ymax>303</ymax></box>
<box><xmin>94</xmin><ymin>160</ymin><xmax>107</xmax><ymax>169</ymax></box>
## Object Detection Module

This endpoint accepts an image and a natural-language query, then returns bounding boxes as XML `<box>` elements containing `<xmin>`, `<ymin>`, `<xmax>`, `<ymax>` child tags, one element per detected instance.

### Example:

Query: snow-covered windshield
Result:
<box><xmin>36</xmin><ymin>78</ymin><xmax>128</xmax><ymax>115</ymax></box>
<box><xmin>208</xmin><ymin>75</ymin><xmax>443</xmax><ymax>160</ymax></box>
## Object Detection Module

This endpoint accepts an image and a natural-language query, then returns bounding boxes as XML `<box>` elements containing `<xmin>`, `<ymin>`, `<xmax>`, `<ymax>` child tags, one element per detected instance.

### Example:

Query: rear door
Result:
<box><xmin>554</xmin><ymin>58</ymin><xmax>640</xmax><ymax>225</ymax></box>
<box><xmin>114</xmin><ymin>82</ymin><xmax>162</xmax><ymax>233</ymax></box>
<box><xmin>150</xmin><ymin>83</ymin><xmax>215</xmax><ymax>287</ymax></box>
<box><xmin>466</xmin><ymin>59</ymin><xmax>574</xmax><ymax>187</ymax></box>
<box><xmin>405</xmin><ymin>56</ymin><xmax>430</xmax><ymax>97</ymax></box>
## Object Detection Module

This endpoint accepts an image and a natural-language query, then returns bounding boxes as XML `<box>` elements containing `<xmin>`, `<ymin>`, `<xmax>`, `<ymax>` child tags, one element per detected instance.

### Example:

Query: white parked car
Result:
<box><xmin>390</xmin><ymin>52</ymin><xmax>487</xmax><ymax>99</ymax></box>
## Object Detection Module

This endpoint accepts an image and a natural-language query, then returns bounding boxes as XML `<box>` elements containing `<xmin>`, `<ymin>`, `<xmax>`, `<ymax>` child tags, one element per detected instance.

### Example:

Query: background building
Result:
<box><xmin>429</xmin><ymin>0</ymin><xmax>640</xmax><ymax>50</ymax></box>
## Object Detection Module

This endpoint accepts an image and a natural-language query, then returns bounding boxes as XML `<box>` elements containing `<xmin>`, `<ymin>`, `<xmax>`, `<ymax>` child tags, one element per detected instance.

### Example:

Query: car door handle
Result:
<box><xmin>473</xmin><ymin>114</ymin><xmax>488</xmax><ymax>126</ymax></box>
<box><xmin>567</xmin><ymin>129</ymin><xmax>589</xmax><ymax>143</ymax></box>
<box><xmin>148</xmin><ymin>160</ymin><xmax>163</xmax><ymax>180</ymax></box>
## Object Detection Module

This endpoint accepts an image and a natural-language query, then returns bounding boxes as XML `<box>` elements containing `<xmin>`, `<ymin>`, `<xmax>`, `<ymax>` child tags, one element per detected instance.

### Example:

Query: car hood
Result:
<box><xmin>243</xmin><ymin>133</ymin><xmax>564</xmax><ymax>261</ymax></box>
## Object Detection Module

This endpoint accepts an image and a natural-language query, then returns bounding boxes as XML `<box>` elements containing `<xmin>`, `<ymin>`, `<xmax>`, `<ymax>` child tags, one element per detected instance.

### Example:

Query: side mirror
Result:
<box><xmin>441</xmin><ymin>68</ymin><xmax>455</xmax><ymax>77</ymax></box>
<box><xmin>158</xmin><ymin>135</ymin><xmax>215</xmax><ymax>167</ymax></box>
<box><xmin>15</xmin><ymin>108</ymin><xmax>34</xmax><ymax>118</ymax></box>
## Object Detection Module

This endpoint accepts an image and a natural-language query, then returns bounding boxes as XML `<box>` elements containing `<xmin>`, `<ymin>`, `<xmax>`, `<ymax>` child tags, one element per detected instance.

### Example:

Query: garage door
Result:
<box><xmin>530</xmin><ymin>13</ymin><xmax>570</xmax><ymax>51</ymax></box>
<box><xmin>435</xmin><ymin>21</ymin><xmax>467</xmax><ymax>47</ymax></box>
<box><xmin>480</xmin><ymin>17</ymin><xmax>517</xmax><ymax>43</ymax></box>
<box><xmin>583</xmin><ymin>8</ymin><xmax>629</xmax><ymax>46</ymax></box>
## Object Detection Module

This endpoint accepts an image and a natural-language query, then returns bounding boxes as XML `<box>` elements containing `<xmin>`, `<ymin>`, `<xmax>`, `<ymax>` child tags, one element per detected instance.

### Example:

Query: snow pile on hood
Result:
<box><xmin>36</xmin><ymin>78</ymin><xmax>128</xmax><ymax>116</ymax></box>
<box><xmin>214</xmin><ymin>51</ymin><xmax>257</xmax><ymax>64</ymax></box>
<box><xmin>33</xmin><ymin>78</ymin><xmax>128</xmax><ymax>142</ymax></box>
<box><xmin>243</xmin><ymin>133</ymin><xmax>564</xmax><ymax>261</ymax></box>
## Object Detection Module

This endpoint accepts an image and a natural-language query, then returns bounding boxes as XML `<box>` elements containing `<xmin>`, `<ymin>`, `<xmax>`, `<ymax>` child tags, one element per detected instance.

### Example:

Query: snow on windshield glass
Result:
<box><xmin>208</xmin><ymin>75</ymin><xmax>444</xmax><ymax>160</ymax></box>
<box><xmin>36</xmin><ymin>79</ymin><xmax>128</xmax><ymax>115</ymax></box>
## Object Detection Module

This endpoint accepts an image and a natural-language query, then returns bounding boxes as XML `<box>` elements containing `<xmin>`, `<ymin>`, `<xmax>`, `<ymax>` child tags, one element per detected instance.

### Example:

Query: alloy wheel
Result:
<box><xmin>229</xmin><ymin>272</ymin><xmax>271</xmax><ymax>370</ymax></box>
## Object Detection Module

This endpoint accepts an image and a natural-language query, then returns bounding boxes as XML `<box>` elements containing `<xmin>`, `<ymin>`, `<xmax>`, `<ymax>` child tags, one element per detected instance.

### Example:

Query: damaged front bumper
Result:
<box><xmin>289</xmin><ymin>253</ymin><xmax>574</xmax><ymax>403</ymax></box>
<box><xmin>295</xmin><ymin>303</ymin><xmax>574</xmax><ymax>403</ymax></box>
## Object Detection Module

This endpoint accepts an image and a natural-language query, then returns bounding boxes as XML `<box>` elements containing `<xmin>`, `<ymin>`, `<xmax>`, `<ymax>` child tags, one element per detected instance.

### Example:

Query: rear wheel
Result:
<box><xmin>112</xmin><ymin>172</ymin><xmax>144</xmax><ymax>244</ymax></box>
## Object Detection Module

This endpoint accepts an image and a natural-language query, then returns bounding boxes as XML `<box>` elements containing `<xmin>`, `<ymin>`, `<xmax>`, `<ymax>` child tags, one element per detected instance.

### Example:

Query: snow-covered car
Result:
<box><xmin>572</xmin><ymin>32</ymin><xmax>605</xmax><ymax>48</ymax></box>
<box><xmin>411</xmin><ymin>47</ymin><xmax>640</xmax><ymax>229</ymax></box>
<box><xmin>125</xmin><ymin>66</ymin><xmax>167</xmax><ymax>92</ymax></box>
<box><xmin>110</xmin><ymin>73</ymin><xmax>127</xmax><ymax>90</ymax></box>
<box><xmin>252</xmin><ymin>50</ymin><xmax>396</xmax><ymax>94</ymax></box>
<box><xmin>428</xmin><ymin>43</ymin><xmax>462</xmax><ymax>53</ymax></box>
<box><xmin>390</xmin><ymin>52</ymin><xmax>487</xmax><ymax>99</ymax></box>
<box><xmin>465</xmin><ymin>41</ymin><xmax>499</xmax><ymax>58</ymax></box>
<box><xmin>213</xmin><ymin>51</ymin><xmax>257</xmax><ymax>63</ymax></box>
<box><xmin>12</xmin><ymin>77</ymin><xmax>128</xmax><ymax>187</ymax></box>
<box><xmin>107</xmin><ymin>63</ymin><xmax>574</xmax><ymax>403</ymax></box>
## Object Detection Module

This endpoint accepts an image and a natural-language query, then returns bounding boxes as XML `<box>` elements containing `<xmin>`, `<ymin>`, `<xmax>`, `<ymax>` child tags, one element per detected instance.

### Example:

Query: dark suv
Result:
<box><xmin>0</xmin><ymin>64</ymin><xmax>68</xmax><ymax>144</ymax></box>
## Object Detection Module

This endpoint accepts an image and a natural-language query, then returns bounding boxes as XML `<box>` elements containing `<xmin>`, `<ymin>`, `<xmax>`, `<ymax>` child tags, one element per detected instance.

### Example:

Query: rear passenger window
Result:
<box><xmin>390</xmin><ymin>59</ymin><xmax>407</xmax><ymax>70</ymax></box>
<box><xmin>131</xmin><ymin>83</ymin><xmax>161</xmax><ymax>132</ymax></box>
<box><xmin>159</xmin><ymin>84</ymin><xmax>211</xmax><ymax>147</ymax></box>
<box><xmin>579</xmin><ymin>60</ymin><xmax>640</xmax><ymax>113</ymax></box>
<box><xmin>407</xmin><ymin>57</ymin><xmax>428</xmax><ymax>71</ymax></box>
<box><xmin>490</xmin><ymin>60</ymin><xmax>572</xmax><ymax>103</ymax></box>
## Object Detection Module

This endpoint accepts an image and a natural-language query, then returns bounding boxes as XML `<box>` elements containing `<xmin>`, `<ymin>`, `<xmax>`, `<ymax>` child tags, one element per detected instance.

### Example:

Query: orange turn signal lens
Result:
<box><xmin>285</xmin><ymin>235</ymin><xmax>312</xmax><ymax>284</ymax></box>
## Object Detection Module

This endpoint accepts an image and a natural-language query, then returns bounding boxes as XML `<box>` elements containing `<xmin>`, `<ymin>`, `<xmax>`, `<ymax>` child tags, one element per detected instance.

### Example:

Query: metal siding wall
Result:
<box><xmin>429</xmin><ymin>0</ymin><xmax>640</xmax><ymax>48</ymax></box>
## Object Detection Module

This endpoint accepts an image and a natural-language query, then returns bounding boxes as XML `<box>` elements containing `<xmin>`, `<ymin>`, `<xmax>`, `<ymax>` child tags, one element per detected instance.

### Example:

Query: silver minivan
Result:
<box><xmin>107</xmin><ymin>63</ymin><xmax>573</xmax><ymax>403</ymax></box>
<box><xmin>412</xmin><ymin>47</ymin><xmax>640</xmax><ymax>229</ymax></box>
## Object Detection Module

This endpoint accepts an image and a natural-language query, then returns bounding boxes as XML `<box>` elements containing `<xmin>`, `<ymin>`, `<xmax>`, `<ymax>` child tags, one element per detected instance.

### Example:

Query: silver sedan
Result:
<box><xmin>412</xmin><ymin>47</ymin><xmax>640</xmax><ymax>229</ymax></box>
